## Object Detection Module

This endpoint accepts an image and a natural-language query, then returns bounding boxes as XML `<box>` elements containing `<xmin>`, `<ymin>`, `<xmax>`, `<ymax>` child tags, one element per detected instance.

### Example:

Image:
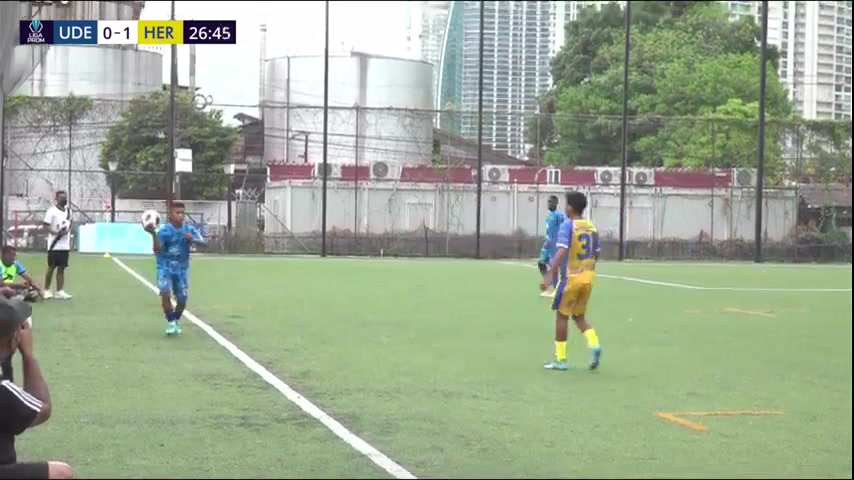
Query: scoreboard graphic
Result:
<box><xmin>20</xmin><ymin>19</ymin><xmax>236</xmax><ymax>45</ymax></box>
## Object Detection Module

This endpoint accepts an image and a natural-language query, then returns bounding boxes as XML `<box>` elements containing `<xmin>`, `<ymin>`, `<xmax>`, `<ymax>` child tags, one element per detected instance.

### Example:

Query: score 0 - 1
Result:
<box><xmin>98</xmin><ymin>20</ymin><xmax>138</xmax><ymax>45</ymax></box>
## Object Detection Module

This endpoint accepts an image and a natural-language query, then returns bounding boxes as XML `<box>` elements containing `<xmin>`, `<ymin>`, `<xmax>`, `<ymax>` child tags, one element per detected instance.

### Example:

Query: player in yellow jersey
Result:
<box><xmin>539</xmin><ymin>191</ymin><xmax>602</xmax><ymax>371</ymax></box>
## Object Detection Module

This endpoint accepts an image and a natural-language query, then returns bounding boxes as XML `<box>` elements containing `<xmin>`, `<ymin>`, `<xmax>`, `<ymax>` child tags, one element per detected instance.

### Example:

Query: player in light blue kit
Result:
<box><xmin>144</xmin><ymin>202</ymin><xmax>205</xmax><ymax>336</ymax></box>
<box><xmin>538</xmin><ymin>195</ymin><xmax>565</xmax><ymax>298</ymax></box>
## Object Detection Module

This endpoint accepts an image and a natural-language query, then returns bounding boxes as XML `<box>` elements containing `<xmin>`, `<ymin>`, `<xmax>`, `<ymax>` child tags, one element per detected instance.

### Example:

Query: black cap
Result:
<box><xmin>0</xmin><ymin>297</ymin><xmax>32</xmax><ymax>338</ymax></box>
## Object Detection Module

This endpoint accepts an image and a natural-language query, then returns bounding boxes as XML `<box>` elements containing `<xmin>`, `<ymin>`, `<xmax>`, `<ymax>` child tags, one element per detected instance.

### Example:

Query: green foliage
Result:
<box><xmin>4</xmin><ymin>94</ymin><xmax>94</xmax><ymax>127</ymax></box>
<box><xmin>796</xmin><ymin>119</ymin><xmax>853</xmax><ymax>185</ymax></box>
<box><xmin>99</xmin><ymin>90</ymin><xmax>237</xmax><ymax>200</ymax></box>
<box><xmin>530</xmin><ymin>1</ymin><xmax>806</xmax><ymax>173</ymax></box>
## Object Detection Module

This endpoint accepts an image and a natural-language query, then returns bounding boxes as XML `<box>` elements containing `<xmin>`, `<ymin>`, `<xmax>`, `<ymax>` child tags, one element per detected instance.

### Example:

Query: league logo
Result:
<box><xmin>23</xmin><ymin>19</ymin><xmax>47</xmax><ymax>44</ymax></box>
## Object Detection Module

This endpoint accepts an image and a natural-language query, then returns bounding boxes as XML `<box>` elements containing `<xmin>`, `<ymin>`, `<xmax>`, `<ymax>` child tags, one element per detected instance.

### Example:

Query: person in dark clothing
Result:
<box><xmin>0</xmin><ymin>298</ymin><xmax>72</xmax><ymax>479</ymax></box>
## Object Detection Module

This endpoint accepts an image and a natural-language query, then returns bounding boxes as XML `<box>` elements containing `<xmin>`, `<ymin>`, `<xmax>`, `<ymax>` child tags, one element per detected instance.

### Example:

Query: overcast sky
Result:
<box><xmin>140</xmin><ymin>1</ymin><xmax>411</xmax><ymax>122</ymax></box>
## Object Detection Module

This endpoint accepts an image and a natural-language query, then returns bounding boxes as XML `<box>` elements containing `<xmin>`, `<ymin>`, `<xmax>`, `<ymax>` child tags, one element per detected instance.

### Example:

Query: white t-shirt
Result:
<box><xmin>43</xmin><ymin>205</ymin><xmax>72</xmax><ymax>251</ymax></box>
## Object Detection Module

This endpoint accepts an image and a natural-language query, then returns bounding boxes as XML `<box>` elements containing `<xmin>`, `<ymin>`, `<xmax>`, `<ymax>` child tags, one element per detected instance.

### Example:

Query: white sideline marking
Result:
<box><xmin>113</xmin><ymin>254</ymin><xmax>852</xmax><ymax>270</ymax></box>
<box><xmin>111</xmin><ymin>257</ymin><xmax>417</xmax><ymax>480</ymax></box>
<box><xmin>501</xmin><ymin>262</ymin><xmax>853</xmax><ymax>293</ymax></box>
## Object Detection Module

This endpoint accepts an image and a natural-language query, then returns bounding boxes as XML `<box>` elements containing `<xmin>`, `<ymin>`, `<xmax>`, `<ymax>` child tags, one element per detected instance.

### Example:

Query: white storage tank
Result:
<box><xmin>5</xmin><ymin>44</ymin><xmax>163</xmax><ymax>211</ymax></box>
<box><xmin>263</xmin><ymin>52</ymin><xmax>434</xmax><ymax>166</ymax></box>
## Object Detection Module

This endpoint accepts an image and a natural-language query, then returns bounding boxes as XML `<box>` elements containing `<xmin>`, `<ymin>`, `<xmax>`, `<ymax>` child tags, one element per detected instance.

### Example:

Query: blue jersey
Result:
<box><xmin>544</xmin><ymin>210</ymin><xmax>566</xmax><ymax>251</ymax></box>
<box><xmin>155</xmin><ymin>223</ymin><xmax>204</xmax><ymax>273</ymax></box>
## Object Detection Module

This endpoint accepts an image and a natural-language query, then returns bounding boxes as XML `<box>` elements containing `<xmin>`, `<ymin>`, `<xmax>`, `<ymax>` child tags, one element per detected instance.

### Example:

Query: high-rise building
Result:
<box><xmin>407</xmin><ymin>1</ymin><xmax>453</xmax><ymax>108</ymax></box>
<box><xmin>424</xmin><ymin>1</ymin><xmax>629</xmax><ymax>158</ymax></box>
<box><xmin>419</xmin><ymin>0</ymin><xmax>851</xmax><ymax>159</ymax></box>
<box><xmin>722</xmin><ymin>1</ymin><xmax>852</xmax><ymax>119</ymax></box>
<box><xmin>777</xmin><ymin>1</ymin><xmax>852</xmax><ymax>119</ymax></box>
<box><xmin>433</xmin><ymin>1</ymin><xmax>558</xmax><ymax>159</ymax></box>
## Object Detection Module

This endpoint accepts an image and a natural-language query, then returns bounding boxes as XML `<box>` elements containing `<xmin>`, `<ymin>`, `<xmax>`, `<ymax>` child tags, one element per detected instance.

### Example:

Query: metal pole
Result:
<box><xmin>320</xmin><ymin>0</ymin><xmax>330</xmax><ymax>257</ymax></box>
<box><xmin>618</xmin><ymin>0</ymin><xmax>632</xmax><ymax>262</ymax></box>
<box><xmin>710</xmin><ymin>120</ymin><xmax>716</xmax><ymax>242</ymax></box>
<box><xmin>475</xmin><ymin>0</ymin><xmax>485</xmax><ymax>259</ymax></box>
<box><xmin>167</xmin><ymin>0</ymin><xmax>178</xmax><ymax>200</ymax></box>
<box><xmin>534</xmin><ymin>167</ymin><xmax>547</xmax><ymax>241</ymax></box>
<box><xmin>67</xmin><ymin>117</ymin><xmax>72</xmax><ymax>203</ymax></box>
<box><xmin>354</xmin><ymin>105</ymin><xmax>360</xmax><ymax>245</ymax></box>
<box><xmin>285</xmin><ymin>57</ymin><xmax>291</xmax><ymax>163</ymax></box>
<box><xmin>755</xmin><ymin>0</ymin><xmax>768</xmax><ymax>263</ymax></box>
<box><xmin>110</xmin><ymin>174</ymin><xmax>116</xmax><ymax>222</ymax></box>
<box><xmin>226</xmin><ymin>175</ymin><xmax>232</xmax><ymax>231</ymax></box>
<box><xmin>0</xmin><ymin>95</ymin><xmax>5</xmax><ymax>238</ymax></box>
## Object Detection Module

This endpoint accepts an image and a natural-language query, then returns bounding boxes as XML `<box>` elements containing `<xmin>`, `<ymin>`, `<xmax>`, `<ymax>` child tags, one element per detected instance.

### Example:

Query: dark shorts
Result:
<box><xmin>0</xmin><ymin>462</ymin><xmax>49</xmax><ymax>479</ymax></box>
<box><xmin>47</xmin><ymin>250</ymin><xmax>69</xmax><ymax>269</ymax></box>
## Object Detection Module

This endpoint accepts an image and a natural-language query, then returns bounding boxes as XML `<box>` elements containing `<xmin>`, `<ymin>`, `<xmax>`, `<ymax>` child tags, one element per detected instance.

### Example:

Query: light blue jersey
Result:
<box><xmin>155</xmin><ymin>223</ymin><xmax>204</xmax><ymax>273</ymax></box>
<box><xmin>540</xmin><ymin>210</ymin><xmax>566</xmax><ymax>261</ymax></box>
<box><xmin>155</xmin><ymin>222</ymin><xmax>204</xmax><ymax>302</ymax></box>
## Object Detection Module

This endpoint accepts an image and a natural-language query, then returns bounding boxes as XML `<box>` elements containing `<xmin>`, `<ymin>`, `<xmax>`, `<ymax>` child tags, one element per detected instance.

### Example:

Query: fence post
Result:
<box><xmin>710</xmin><ymin>119</ymin><xmax>716</xmax><ymax>242</ymax></box>
<box><xmin>354</xmin><ymin>104</ymin><xmax>360</xmax><ymax>246</ymax></box>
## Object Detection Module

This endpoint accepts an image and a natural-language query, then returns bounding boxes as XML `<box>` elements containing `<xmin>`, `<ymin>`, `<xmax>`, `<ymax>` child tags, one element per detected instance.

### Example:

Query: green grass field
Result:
<box><xmin>10</xmin><ymin>253</ymin><xmax>853</xmax><ymax>479</ymax></box>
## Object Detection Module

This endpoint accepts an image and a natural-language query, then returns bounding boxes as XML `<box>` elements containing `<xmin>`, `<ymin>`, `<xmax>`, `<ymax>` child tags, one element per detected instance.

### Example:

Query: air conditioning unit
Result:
<box><xmin>732</xmin><ymin>168</ymin><xmax>757</xmax><ymax>188</ymax></box>
<box><xmin>482</xmin><ymin>166</ymin><xmax>509</xmax><ymax>183</ymax></box>
<box><xmin>312</xmin><ymin>163</ymin><xmax>341</xmax><ymax>179</ymax></box>
<box><xmin>370</xmin><ymin>161</ymin><xmax>401</xmax><ymax>180</ymax></box>
<box><xmin>594</xmin><ymin>168</ymin><xmax>620</xmax><ymax>185</ymax></box>
<box><xmin>630</xmin><ymin>168</ymin><xmax>655</xmax><ymax>186</ymax></box>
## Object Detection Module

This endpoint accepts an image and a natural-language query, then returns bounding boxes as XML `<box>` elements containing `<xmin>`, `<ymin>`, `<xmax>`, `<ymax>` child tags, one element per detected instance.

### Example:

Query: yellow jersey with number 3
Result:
<box><xmin>556</xmin><ymin>218</ymin><xmax>600</xmax><ymax>284</ymax></box>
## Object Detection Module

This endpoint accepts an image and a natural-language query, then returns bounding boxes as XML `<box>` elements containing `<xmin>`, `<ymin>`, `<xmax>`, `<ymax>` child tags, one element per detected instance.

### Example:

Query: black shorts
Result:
<box><xmin>47</xmin><ymin>250</ymin><xmax>69</xmax><ymax>269</ymax></box>
<box><xmin>0</xmin><ymin>462</ymin><xmax>49</xmax><ymax>479</ymax></box>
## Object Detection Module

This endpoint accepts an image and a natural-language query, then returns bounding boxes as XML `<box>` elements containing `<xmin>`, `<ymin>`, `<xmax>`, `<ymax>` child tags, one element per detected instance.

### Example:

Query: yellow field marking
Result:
<box><xmin>720</xmin><ymin>307</ymin><xmax>808</xmax><ymax>318</ymax></box>
<box><xmin>655</xmin><ymin>412</ymin><xmax>708</xmax><ymax>432</ymax></box>
<box><xmin>721</xmin><ymin>307</ymin><xmax>777</xmax><ymax>318</ymax></box>
<box><xmin>655</xmin><ymin>410</ymin><xmax>785</xmax><ymax>433</ymax></box>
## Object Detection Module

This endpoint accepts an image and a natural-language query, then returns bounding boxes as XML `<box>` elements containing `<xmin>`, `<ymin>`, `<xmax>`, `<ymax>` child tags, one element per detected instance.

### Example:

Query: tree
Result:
<box><xmin>99</xmin><ymin>90</ymin><xmax>237</xmax><ymax>200</ymax></box>
<box><xmin>531</xmin><ymin>1</ymin><xmax>791</xmax><ymax>170</ymax></box>
<box><xmin>638</xmin><ymin>99</ymin><xmax>786</xmax><ymax>172</ymax></box>
<box><xmin>797</xmin><ymin>119</ymin><xmax>853</xmax><ymax>185</ymax></box>
<box><xmin>3</xmin><ymin>94</ymin><xmax>95</xmax><ymax>204</ymax></box>
<box><xmin>5</xmin><ymin>94</ymin><xmax>93</xmax><ymax>128</ymax></box>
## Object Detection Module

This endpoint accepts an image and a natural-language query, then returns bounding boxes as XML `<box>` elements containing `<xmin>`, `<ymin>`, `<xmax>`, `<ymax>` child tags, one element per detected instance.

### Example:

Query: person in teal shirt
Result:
<box><xmin>538</xmin><ymin>196</ymin><xmax>565</xmax><ymax>298</ymax></box>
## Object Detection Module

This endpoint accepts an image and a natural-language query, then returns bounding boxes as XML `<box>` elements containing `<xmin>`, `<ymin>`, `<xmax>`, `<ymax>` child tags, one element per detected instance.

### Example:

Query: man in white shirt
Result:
<box><xmin>41</xmin><ymin>192</ymin><xmax>72</xmax><ymax>300</ymax></box>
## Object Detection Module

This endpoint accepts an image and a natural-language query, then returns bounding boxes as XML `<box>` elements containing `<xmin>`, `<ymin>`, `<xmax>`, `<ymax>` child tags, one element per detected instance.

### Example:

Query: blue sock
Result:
<box><xmin>174</xmin><ymin>312</ymin><xmax>182</xmax><ymax>321</ymax></box>
<box><xmin>165</xmin><ymin>312</ymin><xmax>175</xmax><ymax>322</ymax></box>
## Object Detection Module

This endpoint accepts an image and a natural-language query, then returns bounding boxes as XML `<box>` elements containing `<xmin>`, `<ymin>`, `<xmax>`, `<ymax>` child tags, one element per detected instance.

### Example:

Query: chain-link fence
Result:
<box><xmin>3</xmin><ymin>97</ymin><xmax>851</xmax><ymax>263</ymax></box>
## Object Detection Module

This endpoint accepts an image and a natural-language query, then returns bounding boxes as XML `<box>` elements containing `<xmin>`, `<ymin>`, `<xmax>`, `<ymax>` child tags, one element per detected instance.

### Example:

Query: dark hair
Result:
<box><xmin>55</xmin><ymin>190</ymin><xmax>66</xmax><ymax>197</ymax></box>
<box><xmin>170</xmin><ymin>201</ymin><xmax>186</xmax><ymax>210</ymax></box>
<box><xmin>565</xmin><ymin>191</ymin><xmax>588</xmax><ymax>215</ymax></box>
<box><xmin>548</xmin><ymin>195</ymin><xmax>558</xmax><ymax>202</ymax></box>
<box><xmin>1</xmin><ymin>245</ymin><xmax>15</xmax><ymax>254</ymax></box>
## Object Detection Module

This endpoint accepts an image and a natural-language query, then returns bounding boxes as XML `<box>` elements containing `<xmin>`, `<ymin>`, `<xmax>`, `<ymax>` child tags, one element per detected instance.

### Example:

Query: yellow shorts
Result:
<box><xmin>552</xmin><ymin>276</ymin><xmax>594</xmax><ymax>317</ymax></box>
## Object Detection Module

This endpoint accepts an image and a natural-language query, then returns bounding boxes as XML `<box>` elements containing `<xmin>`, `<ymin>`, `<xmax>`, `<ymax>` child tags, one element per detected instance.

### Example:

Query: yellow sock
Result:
<box><xmin>555</xmin><ymin>341</ymin><xmax>567</xmax><ymax>362</ymax></box>
<box><xmin>583</xmin><ymin>329</ymin><xmax>600</xmax><ymax>349</ymax></box>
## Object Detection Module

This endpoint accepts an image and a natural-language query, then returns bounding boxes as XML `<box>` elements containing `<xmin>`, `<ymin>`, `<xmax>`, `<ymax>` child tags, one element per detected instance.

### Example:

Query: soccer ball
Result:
<box><xmin>141</xmin><ymin>210</ymin><xmax>161</xmax><ymax>230</ymax></box>
<box><xmin>58</xmin><ymin>218</ymin><xmax>71</xmax><ymax>231</ymax></box>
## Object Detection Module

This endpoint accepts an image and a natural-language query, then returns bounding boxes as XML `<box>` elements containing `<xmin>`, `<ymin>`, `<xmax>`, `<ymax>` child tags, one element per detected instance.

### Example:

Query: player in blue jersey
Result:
<box><xmin>537</xmin><ymin>195</ymin><xmax>565</xmax><ymax>298</ymax></box>
<box><xmin>144</xmin><ymin>202</ymin><xmax>205</xmax><ymax>336</ymax></box>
